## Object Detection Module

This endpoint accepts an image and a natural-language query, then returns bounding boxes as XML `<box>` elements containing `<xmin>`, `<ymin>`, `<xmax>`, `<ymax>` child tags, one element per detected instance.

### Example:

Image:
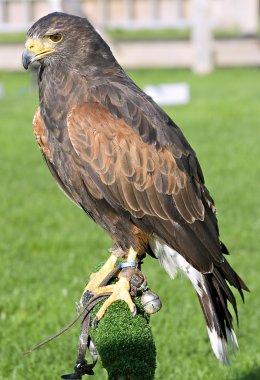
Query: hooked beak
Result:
<box><xmin>22</xmin><ymin>50</ymin><xmax>36</xmax><ymax>70</ymax></box>
<box><xmin>22</xmin><ymin>38</ymin><xmax>55</xmax><ymax>70</ymax></box>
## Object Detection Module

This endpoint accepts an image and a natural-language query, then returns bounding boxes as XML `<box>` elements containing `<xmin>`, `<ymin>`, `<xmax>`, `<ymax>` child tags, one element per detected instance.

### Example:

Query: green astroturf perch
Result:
<box><xmin>60</xmin><ymin>263</ymin><xmax>159</xmax><ymax>379</ymax></box>
<box><xmin>88</xmin><ymin>264</ymin><xmax>158</xmax><ymax>379</ymax></box>
<box><xmin>60</xmin><ymin>299</ymin><xmax>157</xmax><ymax>380</ymax></box>
<box><xmin>91</xmin><ymin>299</ymin><xmax>157</xmax><ymax>380</ymax></box>
<box><xmin>22</xmin><ymin>11</ymin><xmax>248</xmax><ymax>378</ymax></box>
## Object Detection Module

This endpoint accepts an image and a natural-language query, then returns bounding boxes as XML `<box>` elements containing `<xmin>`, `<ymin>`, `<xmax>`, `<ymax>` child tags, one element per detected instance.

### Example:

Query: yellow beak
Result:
<box><xmin>22</xmin><ymin>38</ymin><xmax>55</xmax><ymax>69</ymax></box>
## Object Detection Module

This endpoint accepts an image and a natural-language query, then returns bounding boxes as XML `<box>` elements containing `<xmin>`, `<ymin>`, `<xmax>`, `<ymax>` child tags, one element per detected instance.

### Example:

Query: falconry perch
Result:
<box><xmin>23</xmin><ymin>12</ymin><xmax>248</xmax><ymax>364</ymax></box>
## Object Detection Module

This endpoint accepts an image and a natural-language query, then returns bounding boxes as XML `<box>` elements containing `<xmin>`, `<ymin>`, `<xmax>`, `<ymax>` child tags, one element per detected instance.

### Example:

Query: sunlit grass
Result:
<box><xmin>107</xmin><ymin>28</ymin><xmax>259</xmax><ymax>41</ymax></box>
<box><xmin>0</xmin><ymin>32</ymin><xmax>26</xmax><ymax>45</ymax></box>
<box><xmin>0</xmin><ymin>68</ymin><xmax>259</xmax><ymax>379</ymax></box>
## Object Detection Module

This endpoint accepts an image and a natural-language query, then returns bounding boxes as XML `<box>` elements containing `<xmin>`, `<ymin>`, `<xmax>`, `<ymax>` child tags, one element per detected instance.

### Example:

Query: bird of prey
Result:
<box><xmin>22</xmin><ymin>12</ymin><xmax>248</xmax><ymax>364</ymax></box>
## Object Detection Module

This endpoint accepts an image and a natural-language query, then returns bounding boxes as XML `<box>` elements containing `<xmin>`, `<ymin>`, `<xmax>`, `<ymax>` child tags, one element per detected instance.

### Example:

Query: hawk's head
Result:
<box><xmin>22</xmin><ymin>12</ymin><xmax>112</xmax><ymax>71</ymax></box>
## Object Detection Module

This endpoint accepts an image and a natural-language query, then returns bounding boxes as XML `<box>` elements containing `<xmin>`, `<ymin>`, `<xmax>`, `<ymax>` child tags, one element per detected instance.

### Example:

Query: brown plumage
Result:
<box><xmin>23</xmin><ymin>12</ymin><xmax>248</xmax><ymax>363</ymax></box>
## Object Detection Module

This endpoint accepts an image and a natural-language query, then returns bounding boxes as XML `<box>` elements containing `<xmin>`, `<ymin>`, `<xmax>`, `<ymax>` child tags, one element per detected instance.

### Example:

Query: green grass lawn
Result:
<box><xmin>107</xmin><ymin>28</ymin><xmax>191</xmax><ymax>41</ymax></box>
<box><xmin>0</xmin><ymin>32</ymin><xmax>26</xmax><ymax>45</ymax></box>
<box><xmin>0</xmin><ymin>27</ymin><xmax>258</xmax><ymax>45</ymax></box>
<box><xmin>0</xmin><ymin>68</ymin><xmax>259</xmax><ymax>380</ymax></box>
<box><xmin>107</xmin><ymin>28</ymin><xmax>259</xmax><ymax>41</ymax></box>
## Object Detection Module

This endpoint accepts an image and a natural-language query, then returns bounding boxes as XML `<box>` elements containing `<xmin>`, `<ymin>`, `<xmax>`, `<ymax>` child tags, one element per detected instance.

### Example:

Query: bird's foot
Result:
<box><xmin>80</xmin><ymin>252</ymin><xmax>119</xmax><ymax>306</ymax></box>
<box><xmin>80</xmin><ymin>247</ymin><xmax>139</xmax><ymax>324</ymax></box>
<box><xmin>92</xmin><ymin>275</ymin><xmax>137</xmax><ymax>327</ymax></box>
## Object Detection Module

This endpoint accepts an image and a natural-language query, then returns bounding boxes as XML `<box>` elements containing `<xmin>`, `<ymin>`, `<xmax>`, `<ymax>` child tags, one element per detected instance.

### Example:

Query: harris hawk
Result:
<box><xmin>22</xmin><ymin>12</ymin><xmax>248</xmax><ymax>364</ymax></box>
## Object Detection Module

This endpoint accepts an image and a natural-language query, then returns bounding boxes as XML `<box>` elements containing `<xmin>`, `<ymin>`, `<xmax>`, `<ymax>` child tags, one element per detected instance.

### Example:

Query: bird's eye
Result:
<box><xmin>48</xmin><ymin>33</ymin><xmax>63</xmax><ymax>43</ymax></box>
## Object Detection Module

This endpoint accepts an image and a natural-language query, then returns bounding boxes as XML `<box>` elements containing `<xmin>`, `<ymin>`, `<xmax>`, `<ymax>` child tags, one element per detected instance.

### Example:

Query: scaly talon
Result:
<box><xmin>92</xmin><ymin>316</ymin><xmax>98</xmax><ymax>329</ymax></box>
<box><xmin>81</xmin><ymin>247</ymin><xmax>139</xmax><ymax>321</ymax></box>
<box><xmin>94</xmin><ymin>277</ymin><xmax>136</xmax><ymax>321</ymax></box>
<box><xmin>80</xmin><ymin>252</ymin><xmax>118</xmax><ymax>306</ymax></box>
<box><xmin>132</xmin><ymin>304</ymin><xmax>137</xmax><ymax>317</ymax></box>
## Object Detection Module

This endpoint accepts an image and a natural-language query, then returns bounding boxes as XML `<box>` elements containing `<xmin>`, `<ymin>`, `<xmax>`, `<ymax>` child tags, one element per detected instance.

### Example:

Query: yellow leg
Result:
<box><xmin>82</xmin><ymin>252</ymin><xmax>118</xmax><ymax>295</ymax></box>
<box><xmin>126</xmin><ymin>246</ymin><xmax>138</xmax><ymax>263</ymax></box>
<box><xmin>81</xmin><ymin>247</ymin><xmax>138</xmax><ymax>322</ymax></box>
<box><xmin>95</xmin><ymin>277</ymin><xmax>136</xmax><ymax>321</ymax></box>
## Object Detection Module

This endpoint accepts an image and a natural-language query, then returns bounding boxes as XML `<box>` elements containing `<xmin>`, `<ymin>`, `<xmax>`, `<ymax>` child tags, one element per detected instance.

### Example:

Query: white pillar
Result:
<box><xmin>124</xmin><ymin>0</ymin><xmax>134</xmax><ymax>23</ymax></box>
<box><xmin>48</xmin><ymin>0</ymin><xmax>62</xmax><ymax>12</ymax></box>
<box><xmin>0</xmin><ymin>1</ymin><xmax>7</xmax><ymax>23</ymax></box>
<box><xmin>191</xmin><ymin>0</ymin><xmax>214</xmax><ymax>74</ymax></box>
<box><xmin>61</xmin><ymin>0</ymin><xmax>85</xmax><ymax>16</ymax></box>
<box><xmin>176</xmin><ymin>0</ymin><xmax>184</xmax><ymax>18</ymax></box>
<box><xmin>239</xmin><ymin>0</ymin><xmax>259</xmax><ymax>35</ymax></box>
<box><xmin>150</xmin><ymin>0</ymin><xmax>159</xmax><ymax>20</ymax></box>
<box><xmin>99</xmin><ymin>0</ymin><xmax>109</xmax><ymax>28</ymax></box>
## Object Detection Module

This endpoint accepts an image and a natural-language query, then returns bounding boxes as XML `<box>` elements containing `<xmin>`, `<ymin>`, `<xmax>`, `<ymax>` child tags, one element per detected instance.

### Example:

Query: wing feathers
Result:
<box><xmin>68</xmin><ymin>102</ymin><xmax>204</xmax><ymax>223</ymax></box>
<box><xmin>67</xmin><ymin>101</ymin><xmax>225</xmax><ymax>270</ymax></box>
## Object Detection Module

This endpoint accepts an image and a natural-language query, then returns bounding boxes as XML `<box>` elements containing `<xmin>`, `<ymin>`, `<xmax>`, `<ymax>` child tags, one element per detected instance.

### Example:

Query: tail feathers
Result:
<box><xmin>197</xmin><ymin>273</ymin><xmax>239</xmax><ymax>364</ymax></box>
<box><xmin>206</xmin><ymin>326</ymin><xmax>238</xmax><ymax>364</ymax></box>
<box><xmin>219</xmin><ymin>258</ymin><xmax>249</xmax><ymax>301</ymax></box>
<box><xmin>150</xmin><ymin>238</ymin><xmax>246</xmax><ymax>364</ymax></box>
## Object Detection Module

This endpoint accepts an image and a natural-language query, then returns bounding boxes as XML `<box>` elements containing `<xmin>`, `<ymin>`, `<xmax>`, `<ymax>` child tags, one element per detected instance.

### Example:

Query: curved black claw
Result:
<box><xmin>81</xmin><ymin>291</ymin><xmax>92</xmax><ymax>308</ymax></box>
<box><xmin>132</xmin><ymin>304</ymin><xmax>137</xmax><ymax>317</ymax></box>
<box><xmin>91</xmin><ymin>316</ymin><xmax>99</xmax><ymax>329</ymax></box>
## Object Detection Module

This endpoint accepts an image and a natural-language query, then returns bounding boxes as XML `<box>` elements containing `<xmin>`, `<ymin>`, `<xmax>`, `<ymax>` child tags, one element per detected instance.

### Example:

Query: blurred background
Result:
<box><xmin>0</xmin><ymin>0</ymin><xmax>260</xmax><ymax>71</ymax></box>
<box><xmin>0</xmin><ymin>1</ymin><xmax>260</xmax><ymax>380</ymax></box>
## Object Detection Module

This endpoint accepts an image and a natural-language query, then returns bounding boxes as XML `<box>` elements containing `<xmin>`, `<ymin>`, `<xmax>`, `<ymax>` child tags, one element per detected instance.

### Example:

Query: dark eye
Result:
<box><xmin>49</xmin><ymin>33</ymin><xmax>63</xmax><ymax>43</ymax></box>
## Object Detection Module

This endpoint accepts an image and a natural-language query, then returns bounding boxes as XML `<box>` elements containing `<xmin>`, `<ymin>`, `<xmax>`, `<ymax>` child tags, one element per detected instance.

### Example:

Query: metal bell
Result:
<box><xmin>141</xmin><ymin>290</ymin><xmax>162</xmax><ymax>314</ymax></box>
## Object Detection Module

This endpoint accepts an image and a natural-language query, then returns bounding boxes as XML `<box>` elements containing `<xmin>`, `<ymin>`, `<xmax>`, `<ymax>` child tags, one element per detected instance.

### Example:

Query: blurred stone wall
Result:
<box><xmin>0</xmin><ymin>0</ymin><xmax>259</xmax><ymax>34</ymax></box>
